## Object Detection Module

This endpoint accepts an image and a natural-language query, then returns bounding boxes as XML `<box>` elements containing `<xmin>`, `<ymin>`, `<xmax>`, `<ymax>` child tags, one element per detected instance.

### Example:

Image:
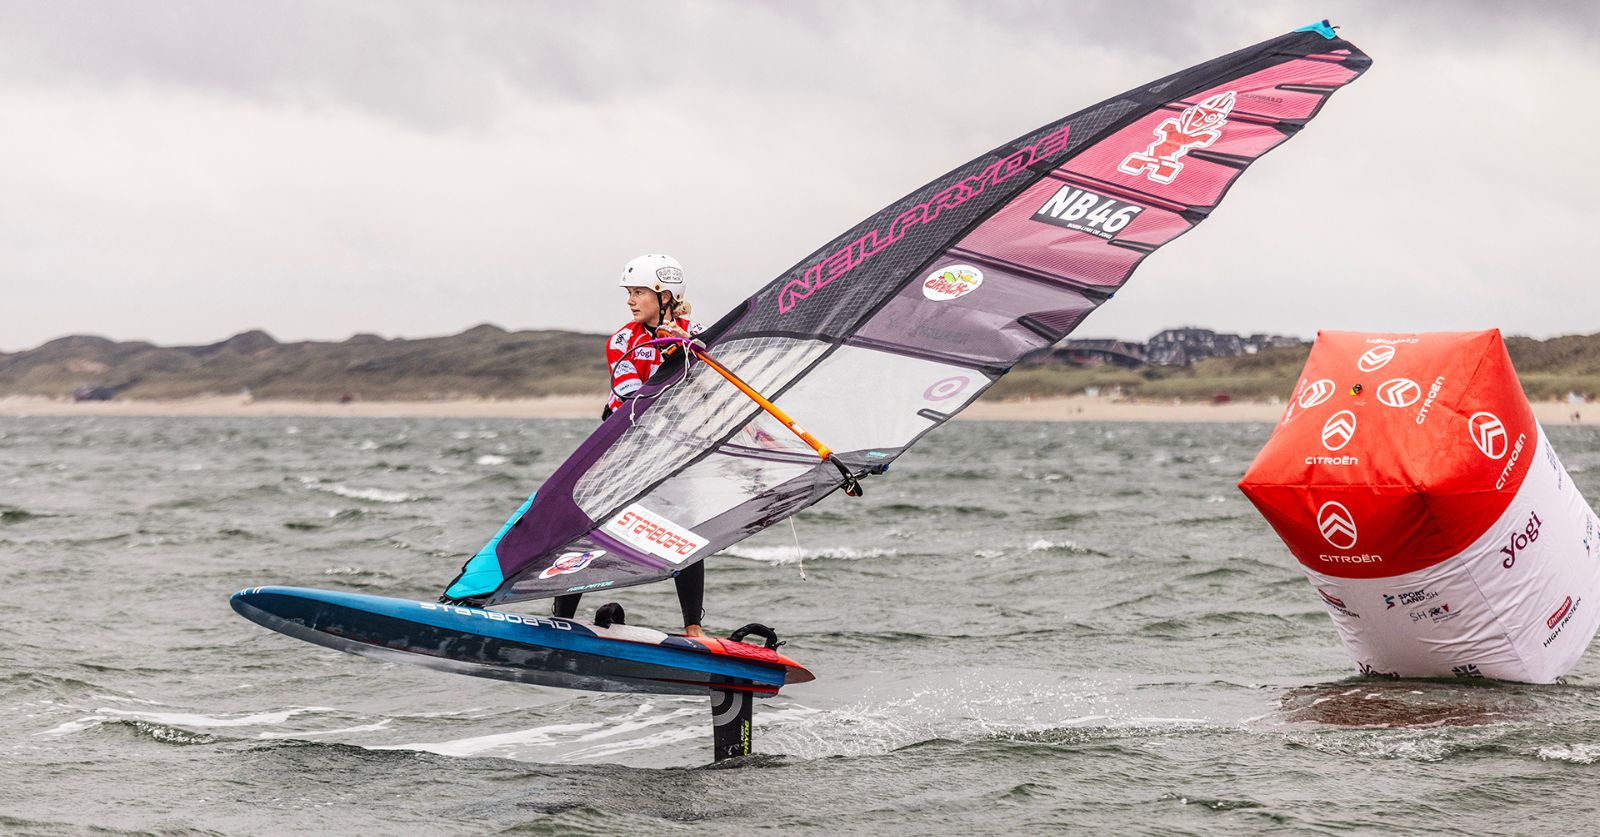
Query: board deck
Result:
<box><xmin>231</xmin><ymin>586</ymin><xmax>813</xmax><ymax>696</ymax></box>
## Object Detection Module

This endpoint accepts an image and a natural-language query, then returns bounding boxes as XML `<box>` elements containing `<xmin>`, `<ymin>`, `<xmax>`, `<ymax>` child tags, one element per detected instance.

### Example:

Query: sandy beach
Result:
<box><xmin>4</xmin><ymin>394</ymin><xmax>1595</xmax><ymax>424</ymax></box>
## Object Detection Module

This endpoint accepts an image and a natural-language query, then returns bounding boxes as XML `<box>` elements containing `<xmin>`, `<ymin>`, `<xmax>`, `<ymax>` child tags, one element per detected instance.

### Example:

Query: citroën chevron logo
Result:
<box><xmin>1317</xmin><ymin>501</ymin><xmax>1358</xmax><ymax>550</ymax></box>
<box><xmin>1298</xmin><ymin>379</ymin><xmax>1336</xmax><ymax>409</ymax></box>
<box><xmin>1376</xmin><ymin>378</ymin><xmax>1421</xmax><ymax>408</ymax></box>
<box><xmin>1468</xmin><ymin>412</ymin><xmax>1509</xmax><ymax>460</ymax></box>
<box><xmin>1358</xmin><ymin>345</ymin><xmax>1396</xmax><ymax>372</ymax></box>
<box><xmin>1321</xmin><ymin>410</ymin><xmax>1357</xmax><ymax>451</ymax></box>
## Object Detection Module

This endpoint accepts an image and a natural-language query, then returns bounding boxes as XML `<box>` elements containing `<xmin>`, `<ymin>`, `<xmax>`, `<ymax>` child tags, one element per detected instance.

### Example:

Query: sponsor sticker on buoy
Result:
<box><xmin>1468</xmin><ymin>411</ymin><xmax>1509</xmax><ymax>460</ymax></box>
<box><xmin>1321</xmin><ymin>410</ymin><xmax>1357</xmax><ymax>451</ymax></box>
<box><xmin>1318</xmin><ymin>501</ymin><xmax>1358</xmax><ymax>549</ymax></box>
<box><xmin>1358</xmin><ymin>345</ymin><xmax>1396</xmax><ymax>372</ymax></box>
<box><xmin>1377</xmin><ymin>378</ymin><xmax>1421</xmax><ymax>408</ymax></box>
<box><xmin>922</xmin><ymin>265</ymin><xmax>983</xmax><ymax>301</ymax></box>
<box><xmin>1298</xmin><ymin>379</ymin><xmax>1335</xmax><ymax>409</ymax></box>
<box><xmin>540</xmin><ymin>550</ymin><xmax>603</xmax><ymax>579</ymax></box>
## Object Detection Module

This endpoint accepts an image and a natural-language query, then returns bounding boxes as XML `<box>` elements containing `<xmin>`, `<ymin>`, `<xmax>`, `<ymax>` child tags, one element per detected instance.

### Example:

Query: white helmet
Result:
<box><xmin>619</xmin><ymin>254</ymin><xmax>686</xmax><ymax>299</ymax></box>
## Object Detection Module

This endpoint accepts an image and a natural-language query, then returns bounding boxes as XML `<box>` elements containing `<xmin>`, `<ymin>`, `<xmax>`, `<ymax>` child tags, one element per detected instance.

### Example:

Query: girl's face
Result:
<box><xmin>626</xmin><ymin>286</ymin><xmax>660</xmax><ymax>324</ymax></box>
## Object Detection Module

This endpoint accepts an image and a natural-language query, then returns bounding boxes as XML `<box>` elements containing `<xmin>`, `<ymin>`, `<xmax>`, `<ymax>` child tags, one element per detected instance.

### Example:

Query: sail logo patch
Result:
<box><xmin>924</xmin><ymin>376</ymin><xmax>970</xmax><ymax>402</ymax></box>
<box><xmin>1376</xmin><ymin>378</ymin><xmax>1421</xmax><ymax>408</ymax></box>
<box><xmin>1317</xmin><ymin>501</ymin><xmax>1358</xmax><ymax>549</ymax></box>
<box><xmin>1468</xmin><ymin>412</ymin><xmax>1509</xmax><ymax>460</ymax></box>
<box><xmin>1358</xmin><ymin>345</ymin><xmax>1396</xmax><ymax>372</ymax></box>
<box><xmin>1298</xmin><ymin>379</ymin><xmax>1336</xmax><ymax>409</ymax></box>
<box><xmin>1030</xmin><ymin>185</ymin><xmax>1143</xmax><ymax>239</ymax></box>
<box><xmin>922</xmin><ymin>265</ymin><xmax>984</xmax><ymax>301</ymax></box>
<box><xmin>539</xmin><ymin>550</ymin><xmax>603</xmax><ymax>579</ymax></box>
<box><xmin>604</xmin><ymin>504</ymin><xmax>707</xmax><ymax>564</ymax></box>
<box><xmin>1118</xmin><ymin>91</ymin><xmax>1236</xmax><ymax>184</ymax></box>
<box><xmin>1321</xmin><ymin>410</ymin><xmax>1357</xmax><ymax>451</ymax></box>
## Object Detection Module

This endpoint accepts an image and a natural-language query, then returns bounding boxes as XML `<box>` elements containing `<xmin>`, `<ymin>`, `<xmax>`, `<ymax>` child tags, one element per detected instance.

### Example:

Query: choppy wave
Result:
<box><xmin>1538</xmin><ymin>744</ymin><xmax>1600</xmax><ymax>763</ymax></box>
<box><xmin>300</xmin><ymin>477</ymin><xmax>420</xmax><ymax>503</ymax></box>
<box><xmin>42</xmin><ymin>706</ymin><xmax>334</xmax><ymax>736</ymax></box>
<box><xmin>762</xmin><ymin>675</ymin><xmax>1208</xmax><ymax>760</ymax></box>
<box><xmin>0</xmin><ymin>505</ymin><xmax>46</xmax><ymax>523</ymax></box>
<box><xmin>10</xmin><ymin>417</ymin><xmax>1600</xmax><ymax>830</ymax></box>
<box><xmin>373</xmin><ymin>701</ymin><xmax>701</xmax><ymax>763</ymax></box>
<box><xmin>724</xmin><ymin>545</ymin><xmax>898</xmax><ymax>564</ymax></box>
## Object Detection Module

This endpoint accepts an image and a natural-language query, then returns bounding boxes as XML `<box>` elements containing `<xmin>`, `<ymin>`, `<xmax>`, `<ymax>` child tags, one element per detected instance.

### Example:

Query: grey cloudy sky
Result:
<box><xmin>2</xmin><ymin>0</ymin><xmax>1595</xmax><ymax>351</ymax></box>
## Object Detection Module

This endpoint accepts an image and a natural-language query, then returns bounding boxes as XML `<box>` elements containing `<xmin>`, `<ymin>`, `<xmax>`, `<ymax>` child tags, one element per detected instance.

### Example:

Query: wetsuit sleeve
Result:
<box><xmin>674</xmin><ymin>560</ymin><xmax>705</xmax><ymax>628</ymax></box>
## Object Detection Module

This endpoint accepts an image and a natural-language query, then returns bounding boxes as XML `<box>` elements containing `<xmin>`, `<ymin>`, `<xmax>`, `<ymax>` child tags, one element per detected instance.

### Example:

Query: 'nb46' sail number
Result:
<box><xmin>1031</xmin><ymin>186</ymin><xmax>1143</xmax><ymax>239</ymax></box>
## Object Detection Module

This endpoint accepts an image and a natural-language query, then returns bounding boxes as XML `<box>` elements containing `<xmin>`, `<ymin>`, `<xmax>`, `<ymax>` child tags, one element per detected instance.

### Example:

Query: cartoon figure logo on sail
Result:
<box><xmin>1118</xmin><ymin>91</ymin><xmax>1237</xmax><ymax>184</ymax></box>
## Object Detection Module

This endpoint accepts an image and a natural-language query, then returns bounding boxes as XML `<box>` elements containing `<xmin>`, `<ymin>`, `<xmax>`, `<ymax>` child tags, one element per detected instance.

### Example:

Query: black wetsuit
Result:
<box><xmin>552</xmin><ymin>560</ymin><xmax>704</xmax><ymax>628</ymax></box>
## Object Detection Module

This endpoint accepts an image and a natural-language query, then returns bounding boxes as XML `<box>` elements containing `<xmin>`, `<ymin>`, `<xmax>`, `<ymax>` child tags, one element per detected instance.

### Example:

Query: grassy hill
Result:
<box><xmin>5</xmin><ymin>328</ymin><xmax>1598</xmax><ymax>403</ymax></box>
<box><xmin>0</xmin><ymin>325</ymin><xmax>605</xmax><ymax>400</ymax></box>
<box><xmin>986</xmin><ymin>334</ymin><xmax>1600</xmax><ymax>402</ymax></box>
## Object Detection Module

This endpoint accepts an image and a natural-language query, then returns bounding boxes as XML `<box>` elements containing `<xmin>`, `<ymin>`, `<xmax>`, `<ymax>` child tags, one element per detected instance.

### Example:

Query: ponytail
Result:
<box><xmin>662</xmin><ymin>292</ymin><xmax>692</xmax><ymax>320</ymax></box>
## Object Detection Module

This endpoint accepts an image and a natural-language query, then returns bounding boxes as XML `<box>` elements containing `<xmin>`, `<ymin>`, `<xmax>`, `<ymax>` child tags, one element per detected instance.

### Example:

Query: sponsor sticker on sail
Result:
<box><xmin>603</xmin><ymin>504</ymin><xmax>707</xmax><ymax>564</ymax></box>
<box><xmin>922</xmin><ymin>265</ymin><xmax>984</xmax><ymax>301</ymax></box>
<box><xmin>1118</xmin><ymin>91</ymin><xmax>1236</xmax><ymax>184</ymax></box>
<box><xmin>540</xmin><ymin>550</ymin><xmax>603</xmax><ymax>579</ymax></box>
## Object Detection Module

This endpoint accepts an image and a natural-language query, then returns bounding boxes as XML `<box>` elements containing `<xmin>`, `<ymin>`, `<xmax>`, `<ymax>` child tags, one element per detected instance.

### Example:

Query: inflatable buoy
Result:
<box><xmin>1239</xmin><ymin>330</ymin><xmax>1600</xmax><ymax>682</ymax></box>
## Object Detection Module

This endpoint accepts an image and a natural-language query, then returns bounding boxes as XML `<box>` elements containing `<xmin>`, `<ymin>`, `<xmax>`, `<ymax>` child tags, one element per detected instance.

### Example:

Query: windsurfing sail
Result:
<box><xmin>444</xmin><ymin>22</ymin><xmax>1371</xmax><ymax>607</ymax></box>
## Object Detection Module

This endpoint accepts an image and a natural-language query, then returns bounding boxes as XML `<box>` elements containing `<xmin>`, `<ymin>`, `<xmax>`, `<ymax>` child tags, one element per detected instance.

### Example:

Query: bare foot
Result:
<box><xmin>683</xmin><ymin>624</ymin><xmax>705</xmax><ymax>637</ymax></box>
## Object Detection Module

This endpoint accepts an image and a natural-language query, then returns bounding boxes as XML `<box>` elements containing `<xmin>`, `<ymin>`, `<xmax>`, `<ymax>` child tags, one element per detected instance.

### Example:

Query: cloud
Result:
<box><xmin>1</xmin><ymin>1</ymin><xmax>1597</xmax><ymax>351</ymax></box>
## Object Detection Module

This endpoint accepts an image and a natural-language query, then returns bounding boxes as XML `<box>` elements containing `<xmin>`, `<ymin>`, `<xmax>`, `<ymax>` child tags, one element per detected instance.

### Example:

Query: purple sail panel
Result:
<box><xmin>441</xmin><ymin>25</ymin><xmax>1371</xmax><ymax>607</ymax></box>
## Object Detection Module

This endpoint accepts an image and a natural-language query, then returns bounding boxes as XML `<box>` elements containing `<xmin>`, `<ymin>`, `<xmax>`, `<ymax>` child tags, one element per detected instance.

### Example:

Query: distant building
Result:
<box><xmin>1148</xmin><ymin>328</ymin><xmax>1241</xmax><ymax>366</ymax></box>
<box><xmin>1242</xmin><ymin>333</ymin><xmax>1306</xmax><ymax>354</ymax></box>
<box><xmin>1021</xmin><ymin>339</ymin><xmax>1146</xmax><ymax>368</ymax></box>
<box><xmin>1019</xmin><ymin>328</ymin><xmax>1305</xmax><ymax>368</ymax></box>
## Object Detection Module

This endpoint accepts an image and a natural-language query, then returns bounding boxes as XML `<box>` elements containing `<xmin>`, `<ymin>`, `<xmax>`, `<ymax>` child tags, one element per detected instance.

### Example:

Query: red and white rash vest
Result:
<box><xmin>605</xmin><ymin>317</ymin><xmax>703</xmax><ymax>414</ymax></box>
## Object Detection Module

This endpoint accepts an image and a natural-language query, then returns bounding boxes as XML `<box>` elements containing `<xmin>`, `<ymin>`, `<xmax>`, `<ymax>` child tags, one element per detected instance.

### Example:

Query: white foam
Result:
<box><xmin>1027</xmin><ymin>539</ymin><xmax>1092</xmax><ymax>553</ymax></box>
<box><xmin>257</xmin><ymin>719</ymin><xmax>392</xmax><ymax>739</ymax></box>
<box><xmin>39</xmin><ymin>706</ymin><xmax>333</xmax><ymax>736</ymax></box>
<box><xmin>1539</xmin><ymin>744</ymin><xmax>1600</xmax><ymax>764</ymax></box>
<box><xmin>761</xmin><ymin>675</ymin><xmax>1207</xmax><ymax>760</ymax></box>
<box><xmin>374</xmin><ymin>701</ymin><xmax>702</xmax><ymax>762</ymax></box>
<box><xmin>726</xmin><ymin>545</ymin><xmax>897</xmax><ymax>565</ymax></box>
<box><xmin>301</xmin><ymin>477</ymin><xmax>416</xmax><ymax>503</ymax></box>
<box><xmin>475</xmin><ymin>455</ymin><xmax>508</xmax><ymax>466</ymax></box>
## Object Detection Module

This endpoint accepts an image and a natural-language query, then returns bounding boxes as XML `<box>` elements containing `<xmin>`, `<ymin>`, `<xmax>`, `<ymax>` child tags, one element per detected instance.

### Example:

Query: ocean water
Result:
<box><xmin>3</xmin><ymin>416</ymin><xmax>1600</xmax><ymax>835</ymax></box>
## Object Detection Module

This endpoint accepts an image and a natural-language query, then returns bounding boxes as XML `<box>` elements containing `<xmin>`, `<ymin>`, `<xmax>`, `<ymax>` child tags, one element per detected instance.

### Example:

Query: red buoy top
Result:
<box><xmin>1238</xmin><ymin>330</ymin><xmax>1537</xmax><ymax>579</ymax></box>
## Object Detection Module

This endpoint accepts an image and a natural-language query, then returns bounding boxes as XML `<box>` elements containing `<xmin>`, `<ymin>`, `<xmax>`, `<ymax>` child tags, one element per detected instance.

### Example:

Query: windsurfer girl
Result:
<box><xmin>553</xmin><ymin>254</ymin><xmax>708</xmax><ymax>636</ymax></box>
